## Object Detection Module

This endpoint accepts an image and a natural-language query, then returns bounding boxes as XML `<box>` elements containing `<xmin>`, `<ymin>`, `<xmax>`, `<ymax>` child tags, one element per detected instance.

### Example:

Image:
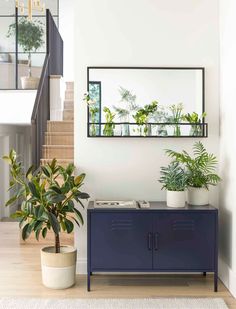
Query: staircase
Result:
<box><xmin>40</xmin><ymin>81</ymin><xmax>74</xmax><ymax>167</ymax></box>
<box><xmin>21</xmin><ymin>82</ymin><xmax>75</xmax><ymax>246</ymax></box>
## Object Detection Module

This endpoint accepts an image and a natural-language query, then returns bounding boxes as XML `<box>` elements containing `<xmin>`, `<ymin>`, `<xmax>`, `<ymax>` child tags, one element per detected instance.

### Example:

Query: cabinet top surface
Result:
<box><xmin>87</xmin><ymin>201</ymin><xmax>217</xmax><ymax>211</ymax></box>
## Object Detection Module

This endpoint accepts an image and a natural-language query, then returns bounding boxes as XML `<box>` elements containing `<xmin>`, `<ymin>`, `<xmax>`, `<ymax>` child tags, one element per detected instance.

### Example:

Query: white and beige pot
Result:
<box><xmin>41</xmin><ymin>246</ymin><xmax>77</xmax><ymax>289</ymax></box>
<box><xmin>187</xmin><ymin>186</ymin><xmax>209</xmax><ymax>206</ymax></box>
<box><xmin>166</xmin><ymin>190</ymin><xmax>186</xmax><ymax>208</ymax></box>
<box><xmin>21</xmin><ymin>76</ymin><xmax>39</xmax><ymax>89</ymax></box>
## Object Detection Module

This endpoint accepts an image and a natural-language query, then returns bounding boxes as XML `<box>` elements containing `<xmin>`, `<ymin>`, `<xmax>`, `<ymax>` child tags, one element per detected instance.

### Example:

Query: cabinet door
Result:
<box><xmin>153</xmin><ymin>212</ymin><xmax>216</xmax><ymax>270</ymax></box>
<box><xmin>90</xmin><ymin>212</ymin><xmax>152</xmax><ymax>270</ymax></box>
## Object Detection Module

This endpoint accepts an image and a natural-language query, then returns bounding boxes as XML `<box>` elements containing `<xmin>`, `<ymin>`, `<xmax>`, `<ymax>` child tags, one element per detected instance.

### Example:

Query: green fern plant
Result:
<box><xmin>165</xmin><ymin>142</ymin><xmax>221</xmax><ymax>189</ymax></box>
<box><xmin>159</xmin><ymin>162</ymin><xmax>188</xmax><ymax>191</ymax></box>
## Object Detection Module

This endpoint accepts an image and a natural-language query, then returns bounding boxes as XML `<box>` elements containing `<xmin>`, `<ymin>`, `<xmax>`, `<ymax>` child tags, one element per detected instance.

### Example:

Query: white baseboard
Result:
<box><xmin>76</xmin><ymin>258</ymin><xmax>87</xmax><ymax>274</ymax></box>
<box><xmin>219</xmin><ymin>256</ymin><xmax>236</xmax><ymax>298</ymax></box>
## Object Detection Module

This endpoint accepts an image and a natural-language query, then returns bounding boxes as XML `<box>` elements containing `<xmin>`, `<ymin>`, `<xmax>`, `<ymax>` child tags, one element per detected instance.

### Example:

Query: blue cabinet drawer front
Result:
<box><xmin>90</xmin><ymin>212</ymin><xmax>153</xmax><ymax>270</ymax></box>
<box><xmin>153</xmin><ymin>212</ymin><xmax>216</xmax><ymax>270</ymax></box>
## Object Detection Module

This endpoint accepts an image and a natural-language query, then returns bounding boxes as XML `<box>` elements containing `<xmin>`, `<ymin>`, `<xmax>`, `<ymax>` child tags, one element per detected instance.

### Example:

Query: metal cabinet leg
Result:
<box><xmin>87</xmin><ymin>273</ymin><xmax>90</xmax><ymax>292</ymax></box>
<box><xmin>203</xmin><ymin>272</ymin><xmax>206</xmax><ymax>276</ymax></box>
<box><xmin>214</xmin><ymin>272</ymin><xmax>218</xmax><ymax>292</ymax></box>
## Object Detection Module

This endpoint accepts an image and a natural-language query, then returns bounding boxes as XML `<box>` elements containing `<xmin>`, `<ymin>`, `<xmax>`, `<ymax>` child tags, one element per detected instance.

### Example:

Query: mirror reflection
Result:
<box><xmin>87</xmin><ymin>67</ymin><xmax>206</xmax><ymax>137</ymax></box>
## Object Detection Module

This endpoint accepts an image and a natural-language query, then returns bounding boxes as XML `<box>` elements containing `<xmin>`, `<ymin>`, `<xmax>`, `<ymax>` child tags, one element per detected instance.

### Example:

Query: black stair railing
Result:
<box><xmin>31</xmin><ymin>9</ymin><xmax>63</xmax><ymax>168</ymax></box>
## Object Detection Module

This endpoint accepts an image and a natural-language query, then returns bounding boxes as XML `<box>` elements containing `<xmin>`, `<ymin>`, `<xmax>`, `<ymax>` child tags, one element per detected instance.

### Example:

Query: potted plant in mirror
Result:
<box><xmin>151</xmin><ymin>105</ymin><xmax>168</xmax><ymax>136</ymax></box>
<box><xmin>3</xmin><ymin>150</ymin><xmax>89</xmax><ymax>289</ymax></box>
<box><xmin>165</xmin><ymin>142</ymin><xmax>221</xmax><ymax>205</ymax></box>
<box><xmin>84</xmin><ymin>93</ymin><xmax>99</xmax><ymax>136</ymax></box>
<box><xmin>7</xmin><ymin>18</ymin><xmax>44</xmax><ymax>89</ymax></box>
<box><xmin>183</xmin><ymin>112</ymin><xmax>207</xmax><ymax>136</ymax></box>
<box><xmin>133</xmin><ymin>101</ymin><xmax>158</xmax><ymax>136</ymax></box>
<box><xmin>159</xmin><ymin>161</ymin><xmax>188</xmax><ymax>208</ymax></box>
<box><xmin>113</xmin><ymin>87</ymin><xmax>139</xmax><ymax>136</ymax></box>
<box><xmin>168</xmin><ymin>103</ymin><xmax>184</xmax><ymax>136</ymax></box>
<box><xmin>103</xmin><ymin>107</ymin><xmax>116</xmax><ymax>136</ymax></box>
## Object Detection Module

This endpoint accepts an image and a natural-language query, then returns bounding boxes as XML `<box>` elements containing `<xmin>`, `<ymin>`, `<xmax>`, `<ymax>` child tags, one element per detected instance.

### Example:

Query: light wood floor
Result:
<box><xmin>0</xmin><ymin>222</ymin><xmax>235</xmax><ymax>308</ymax></box>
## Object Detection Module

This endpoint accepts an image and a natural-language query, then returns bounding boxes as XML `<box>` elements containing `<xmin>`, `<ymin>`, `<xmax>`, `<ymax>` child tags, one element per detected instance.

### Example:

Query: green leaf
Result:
<box><xmin>73</xmin><ymin>208</ymin><xmax>84</xmax><ymax>225</ymax></box>
<box><xmin>64</xmin><ymin>218</ymin><xmax>74</xmax><ymax>233</ymax></box>
<box><xmin>28</xmin><ymin>182</ymin><xmax>40</xmax><ymax>199</ymax></box>
<box><xmin>35</xmin><ymin>228</ymin><xmax>41</xmax><ymax>241</ymax></box>
<box><xmin>22</xmin><ymin>223</ymin><xmax>31</xmax><ymax>240</ymax></box>
<box><xmin>41</xmin><ymin>166</ymin><xmax>51</xmax><ymax>178</ymax></box>
<box><xmin>74</xmin><ymin>173</ymin><xmax>86</xmax><ymax>186</ymax></box>
<box><xmin>48</xmin><ymin>212</ymin><xmax>60</xmax><ymax>235</ymax></box>
<box><xmin>26</xmin><ymin>165</ymin><xmax>34</xmax><ymax>178</ymax></box>
<box><xmin>42</xmin><ymin>227</ymin><xmax>47</xmax><ymax>239</ymax></box>
<box><xmin>77</xmin><ymin>192</ymin><xmax>90</xmax><ymax>200</ymax></box>
<box><xmin>50</xmin><ymin>186</ymin><xmax>62</xmax><ymax>194</ymax></box>
<box><xmin>5</xmin><ymin>195</ymin><xmax>17</xmax><ymax>207</ymax></box>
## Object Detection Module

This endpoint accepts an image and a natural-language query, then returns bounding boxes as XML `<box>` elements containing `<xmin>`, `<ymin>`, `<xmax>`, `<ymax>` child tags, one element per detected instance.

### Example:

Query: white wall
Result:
<box><xmin>59</xmin><ymin>0</ymin><xmax>75</xmax><ymax>81</ymax></box>
<box><xmin>75</xmin><ymin>0</ymin><xmax>220</xmax><ymax>273</ymax></box>
<box><xmin>0</xmin><ymin>90</ymin><xmax>36</xmax><ymax>124</ymax></box>
<box><xmin>219</xmin><ymin>0</ymin><xmax>236</xmax><ymax>298</ymax></box>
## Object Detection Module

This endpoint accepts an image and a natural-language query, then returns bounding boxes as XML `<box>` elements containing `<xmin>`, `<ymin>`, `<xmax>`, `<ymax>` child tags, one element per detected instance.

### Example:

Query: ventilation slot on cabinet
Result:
<box><xmin>111</xmin><ymin>219</ymin><xmax>133</xmax><ymax>231</ymax></box>
<box><xmin>172</xmin><ymin>220</ymin><xmax>195</xmax><ymax>241</ymax></box>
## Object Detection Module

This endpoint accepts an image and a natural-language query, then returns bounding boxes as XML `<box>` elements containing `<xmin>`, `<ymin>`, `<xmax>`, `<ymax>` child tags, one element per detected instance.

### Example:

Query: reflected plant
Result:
<box><xmin>169</xmin><ymin>103</ymin><xmax>184</xmax><ymax>136</ymax></box>
<box><xmin>151</xmin><ymin>105</ymin><xmax>169</xmax><ymax>136</ymax></box>
<box><xmin>84</xmin><ymin>93</ymin><xmax>99</xmax><ymax>136</ymax></box>
<box><xmin>103</xmin><ymin>107</ymin><xmax>116</xmax><ymax>136</ymax></box>
<box><xmin>183</xmin><ymin>112</ymin><xmax>207</xmax><ymax>136</ymax></box>
<box><xmin>113</xmin><ymin>87</ymin><xmax>139</xmax><ymax>136</ymax></box>
<box><xmin>133</xmin><ymin>101</ymin><xmax>158</xmax><ymax>136</ymax></box>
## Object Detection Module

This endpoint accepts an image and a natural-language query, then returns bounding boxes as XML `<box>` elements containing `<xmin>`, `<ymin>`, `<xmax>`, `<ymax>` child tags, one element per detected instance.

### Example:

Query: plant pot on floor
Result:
<box><xmin>187</xmin><ymin>187</ymin><xmax>209</xmax><ymax>206</ymax></box>
<box><xmin>21</xmin><ymin>76</ymin><xmax>39</xmax><ymax>89</ymax></box>
<box><xmin>41</xmin><ymin>246</ymin><xmax>77</xmax><ymax>289</ymax></box>
<box><xmin>166</xmin><ymin>190</ymin><xmax>186</xmax><ymax>208</ymax></box>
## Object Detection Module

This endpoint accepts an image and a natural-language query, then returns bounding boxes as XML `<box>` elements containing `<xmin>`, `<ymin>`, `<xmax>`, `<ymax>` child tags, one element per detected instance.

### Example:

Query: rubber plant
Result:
<box><xmin>7</xmin><ymin>18</ymin><xmax>44</xmax><ymax>77</ymax></box>
<box><xmin>3</xmin><ymin>150</ymin><xmax>89</xmax><ymax>253</ymax></box>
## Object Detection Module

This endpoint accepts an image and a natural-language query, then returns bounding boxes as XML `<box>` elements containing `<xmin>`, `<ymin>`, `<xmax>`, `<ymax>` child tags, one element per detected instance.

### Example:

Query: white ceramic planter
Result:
<box><xmin>187</xmin><ymin>187</ymin><xmax>209</xmax><ymax>206</ymax></box>
<box><xmin>41</xmin><ymin>246</ymin><xmax>77</xmax><ymax>289</ymax></box>
<box><xmin>166</xmin><ymin>190</ymin><xmax>186</xmax><ymax>208</ymax></box>
<box><xmin>21</xmin><ymin>76</ymin><xmax>39</xmax><ymax>89</ymax></box>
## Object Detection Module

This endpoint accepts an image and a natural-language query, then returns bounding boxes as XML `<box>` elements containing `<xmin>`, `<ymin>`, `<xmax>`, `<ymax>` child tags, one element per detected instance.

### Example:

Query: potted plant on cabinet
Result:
<box><xmin>165</xmin><ymin>142</ymin><xmax>221</xmax><ymax>205</ymax></box>
<box><xmin>3</xmin><ymin>150</ymin><xmax>89</xmax><ymax>289</ymax></box>
<box><xmin>7</xmin><ymin>18</ymin><xmax>44</xmax><ymax>89</ymax></box>
<box><xmin>159</xmin><ymin>161</ymin><xmax>188</xmax><ymax>208</ymax></box>
<box><xmin>103</xmin><ymin>107</ymin><xmax>116</xmax><ymax>136</ymax></box>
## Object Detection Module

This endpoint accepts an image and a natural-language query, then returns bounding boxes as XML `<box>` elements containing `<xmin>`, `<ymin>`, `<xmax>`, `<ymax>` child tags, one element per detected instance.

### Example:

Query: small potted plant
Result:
<box><xmin>7</xmin><ymin>18</ymin><xmax>44</xmax><ymax>89</ymax></box>
<box><xmin>159</xmin><ymin>161</ymin><xmax>188</xmax><ymax>208</ymax></box>
<box><xmin>3</xmin><ymin>150</ymin><xmax>89</xmax><ymax>289</ymax></box>
<box><xmin>166</xmin><ymin>142</ymin><xmax>221</xmax><ymax>205</ymax></box>
<box><xmin>183</xmin><ymin>112</ymin><xmax>206</xmax><ymax>136</ymax></box>
<box><xmin>103</xmin><ymin>107</ymin><xmax>116</xmax><ymax>136</ymax></box>
<box><xmin>133</xmin><ymin>101</ymin><xmax>158</xmax><ymax>136</ymax></box>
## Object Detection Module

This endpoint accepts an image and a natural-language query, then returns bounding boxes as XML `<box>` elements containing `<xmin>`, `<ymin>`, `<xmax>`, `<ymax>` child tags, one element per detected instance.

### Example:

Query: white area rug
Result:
<box><xmin>0</xmin><ymin>298</ymin><xmax>228</xmax><ymax>309</ymax></box>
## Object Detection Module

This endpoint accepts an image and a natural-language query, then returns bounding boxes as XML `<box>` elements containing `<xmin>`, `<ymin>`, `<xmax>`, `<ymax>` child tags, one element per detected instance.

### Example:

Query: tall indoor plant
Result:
<box><xmin>159</xmin><ymin>161</ymin><xmax>188</xmax><ymax>208</ymax></box>
<box><xmin>3</xmin><ymin>150</ymin><xmax>89</xmax><ymax>289</ymax></box>
<box><xmin>7</xmin><ymin>18</ymin><xmax>44</xmax><ymax>89</ymax></box>
<box><xmin>166</xmin><ymin>142</ymin><xmax>221</xmax><ymax>205</ymax></box>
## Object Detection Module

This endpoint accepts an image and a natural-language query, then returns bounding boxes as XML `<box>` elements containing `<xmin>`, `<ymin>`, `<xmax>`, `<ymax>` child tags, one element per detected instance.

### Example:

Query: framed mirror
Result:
<box><xmin>87</xmin><ymin>67</ymin><xmax>207</xmax><ymax>138</ymax></box>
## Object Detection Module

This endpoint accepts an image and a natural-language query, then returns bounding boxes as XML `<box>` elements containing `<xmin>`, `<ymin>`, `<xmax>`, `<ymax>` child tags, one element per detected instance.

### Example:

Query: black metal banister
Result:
<box><xmin>31</xmin><ymin>9</ymin><xmax>63</xmax><ymax>168</ymax></box>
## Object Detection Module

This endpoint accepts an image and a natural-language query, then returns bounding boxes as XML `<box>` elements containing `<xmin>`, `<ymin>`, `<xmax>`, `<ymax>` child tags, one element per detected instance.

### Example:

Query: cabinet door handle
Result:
<box><xmin>147</xmin><ymin>233</ymin><xmax>152</xmax><ymax>250</ymax></box>
<box><xmin>154</xmin><ymin>233</ymin><xmax>159</xmax><ymax>251</ymax></box>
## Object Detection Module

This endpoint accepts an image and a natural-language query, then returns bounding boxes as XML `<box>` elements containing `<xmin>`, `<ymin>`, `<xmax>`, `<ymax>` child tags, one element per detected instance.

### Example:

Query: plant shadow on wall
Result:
<box><xmin>159</xmin><ymin>142</ymin><xmax>221</xmax><ymax>207</ymax></box>
<box><xmin>86</xmin><ymin>87</ymin><xmax>207</xmax><ymax>138</ymax></box>
<box><xmin>7</xmin><ymin>17</ymin><xmax>44</xmax><ymax>89</ymax></box>
<box><xmin>2</xmin><ymin>150</ymin><xmax>90</xmax><ymax>289</ymax></box>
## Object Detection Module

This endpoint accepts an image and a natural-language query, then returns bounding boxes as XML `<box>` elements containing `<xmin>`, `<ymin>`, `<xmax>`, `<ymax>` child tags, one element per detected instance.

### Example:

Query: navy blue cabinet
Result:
<box><xmin>87</xmin><ymin>202</ymin><xmax>218</xmax><ymax>292</ymax></box>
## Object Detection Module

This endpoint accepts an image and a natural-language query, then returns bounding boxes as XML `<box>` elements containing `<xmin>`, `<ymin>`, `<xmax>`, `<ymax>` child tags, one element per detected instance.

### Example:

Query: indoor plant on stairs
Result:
<box><xmin>3</xmin><ymin>150</ymin><xmax>89</xmax><ymax>289</ymax></box>
<box><xmin>165</xmin><ymin>141</ymin><xmax>221</xmax><ymax>205</ymax></box>
<box><xmin>159</xmin><ymin>161</ymin><xmax>188</xmax><ymax>208</ymax></box>
<box><xmin>7</xmin><ymin>18</ymin><xmax>44</xmax><ymax>89</ymax></box>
